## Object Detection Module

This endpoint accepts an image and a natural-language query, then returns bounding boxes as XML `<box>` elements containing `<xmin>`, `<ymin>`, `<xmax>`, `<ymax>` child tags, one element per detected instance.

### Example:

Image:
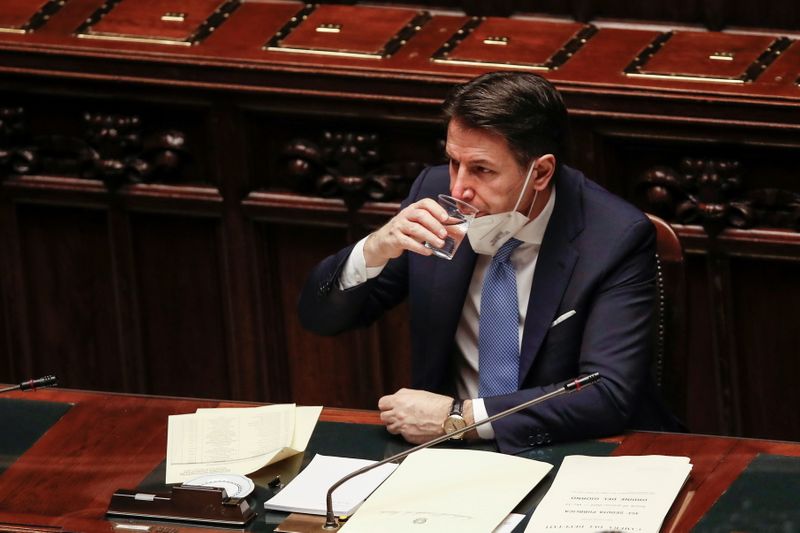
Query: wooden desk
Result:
<box><xmin>1</xmin><ymin>388</ymin><xmax>798</xmax><ymax>532</ymax></box>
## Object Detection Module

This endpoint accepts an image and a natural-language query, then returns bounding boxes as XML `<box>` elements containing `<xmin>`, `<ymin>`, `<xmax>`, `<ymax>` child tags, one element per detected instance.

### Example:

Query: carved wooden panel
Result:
<box><xmin>266</xmin><ymin>4</ymin><xmax>430</xmax><ymax>59</ymax></box>
<box><xmin>243</xmin><ymin>108</ymin><xmax>445</xmax><ymax>207</ymax></box>
<box><xmin>433</xmin><ymin>17</ymin><xmax>596</xmax><ymax>71</ymax></box>
<box><xmin>0</xmin><ymin>97</ymin><xmax>207</xmax><ymax>188</ymax></box>
<box><xmin>624</xmin><ymin>31</ymin><xmax>790</xmax><ymax>84</ymax></box>
<box><xmin>76</xmin><ymin>0</ymin><xmax>241</xmax><ymax>46</ymax></box>
<box><xmin>0</xmin><ymin>0</ymin><xmax>66</xmax><ymax>34</ymax></box>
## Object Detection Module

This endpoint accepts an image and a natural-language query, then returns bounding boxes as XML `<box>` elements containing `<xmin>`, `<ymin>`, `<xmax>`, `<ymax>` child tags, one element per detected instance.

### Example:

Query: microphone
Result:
<box><xmin>0</xmin><ymin>375</ymin><xmax>58</xmax><ymax>394</ymax></box>
<box><xmin>319</xmin><ymin>372</ymin><xmax>601</xmax><ymax>530</ymax></box>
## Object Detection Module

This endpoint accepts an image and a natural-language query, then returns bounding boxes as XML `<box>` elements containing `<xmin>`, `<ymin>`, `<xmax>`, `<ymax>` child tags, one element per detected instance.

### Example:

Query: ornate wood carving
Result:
<box><xmin>280</xmin><ymin>131</ymin><xmax>427</xmax><ymax>210</ymax></box>
<box><xmin>0</xmin><ymin>107</ymin><xmax>33</xmax><ymax>178</ymax></box>
<box><xmin>1</xmin><ymin>109</ymin><xmax>188</xmax><ymax>187</ymax></box>
<box><xmin>637</xmin><ymin>158</ymin><xmax>800</xmax><ymax>236</ymax></box>
<box><xmin>81</xmin><ymin>113</ymin><xmax>188</xmax><ymax>187</ymax></box>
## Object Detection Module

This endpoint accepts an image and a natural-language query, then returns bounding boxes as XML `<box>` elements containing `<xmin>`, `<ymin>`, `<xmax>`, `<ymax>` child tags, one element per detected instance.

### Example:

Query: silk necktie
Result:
<box><xmin>478</xmin><ymin>238</ymin><xmax>523</xmax><ymax>397</ymax></box>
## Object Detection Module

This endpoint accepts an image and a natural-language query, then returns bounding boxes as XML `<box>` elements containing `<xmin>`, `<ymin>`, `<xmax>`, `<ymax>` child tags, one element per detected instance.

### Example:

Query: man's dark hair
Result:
<box><xmin>442</xmin><ymin>71</ymin><xmax>568</xmax><ymax>168</ymax></box>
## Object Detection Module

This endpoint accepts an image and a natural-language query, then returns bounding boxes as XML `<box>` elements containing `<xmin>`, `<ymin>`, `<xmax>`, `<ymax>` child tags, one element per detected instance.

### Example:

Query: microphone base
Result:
<box><xmin>276</xmin><ymin>513</ymin><xmax>343</xmax><ymax>532</ymax></box>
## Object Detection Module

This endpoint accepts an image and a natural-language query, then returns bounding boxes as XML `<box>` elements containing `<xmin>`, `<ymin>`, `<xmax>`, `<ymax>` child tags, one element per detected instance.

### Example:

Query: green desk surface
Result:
<box><xmin>693</xmin><ymin>453</ymin><xmax>800</xmax><ymax>532</ymax></box>
<box><xmin>0</xmin><ymin>397</ymin><xmax>72</xmax><ymax>475</ymax></box>
<box><xmin>137</xmin><ymin>421</ymin><xmax>618</xmax><ymax>532</ymax></box>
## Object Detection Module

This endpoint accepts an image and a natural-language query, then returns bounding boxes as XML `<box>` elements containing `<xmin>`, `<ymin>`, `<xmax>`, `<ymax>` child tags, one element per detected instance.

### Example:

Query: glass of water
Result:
<box><xmin>424</xmin><ymin>194</ymin><xmax>480</xmax><ymax>260</ymax></box>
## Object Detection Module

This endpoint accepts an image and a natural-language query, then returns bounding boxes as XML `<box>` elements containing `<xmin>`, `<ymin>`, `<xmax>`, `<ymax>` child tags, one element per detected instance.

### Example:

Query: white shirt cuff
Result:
<box><xmin>472</xmin><ymin>398</ymin><xmax>495</xmax><ymax>440</ymax></box>
<box><xmin>338</xmin><ymin>236</ymin><xmax>386</xmax><ymax>289</ymax></box>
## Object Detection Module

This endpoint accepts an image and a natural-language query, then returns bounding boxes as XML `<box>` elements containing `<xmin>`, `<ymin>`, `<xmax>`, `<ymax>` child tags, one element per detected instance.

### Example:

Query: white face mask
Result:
<box><xmin>467</xmin><ymin>159</ymin><xmax>539</xmax><ymax>256</ymax></box>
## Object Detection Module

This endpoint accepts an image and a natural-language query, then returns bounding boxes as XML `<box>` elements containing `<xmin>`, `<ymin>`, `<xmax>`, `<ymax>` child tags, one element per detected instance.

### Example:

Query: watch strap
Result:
<box><xmin>449</xmin><ymin>399</ymin><xmax>463</xmax><ymax>417</ymax></box>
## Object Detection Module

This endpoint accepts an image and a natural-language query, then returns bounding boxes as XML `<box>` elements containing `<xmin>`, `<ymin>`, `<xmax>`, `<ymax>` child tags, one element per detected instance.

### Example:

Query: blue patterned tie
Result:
<box><xmin>478</xmin><ymin>238</ymin><xmax>523</xmax><ymax>397</ymax></box>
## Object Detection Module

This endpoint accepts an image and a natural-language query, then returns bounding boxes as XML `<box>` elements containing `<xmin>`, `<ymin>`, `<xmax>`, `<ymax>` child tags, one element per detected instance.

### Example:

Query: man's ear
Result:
<box><xmin>532</xmin><ymin>154</ymin><xmax>556</xmax><ymax>191</ymax></box>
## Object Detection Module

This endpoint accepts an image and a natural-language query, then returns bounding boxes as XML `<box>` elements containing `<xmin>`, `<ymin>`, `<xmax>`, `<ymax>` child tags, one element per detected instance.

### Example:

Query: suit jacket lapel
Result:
<box><xmin>518</xmin><ymin>168</ymin><xmax>584</xmax><ymax>385</ymax></box>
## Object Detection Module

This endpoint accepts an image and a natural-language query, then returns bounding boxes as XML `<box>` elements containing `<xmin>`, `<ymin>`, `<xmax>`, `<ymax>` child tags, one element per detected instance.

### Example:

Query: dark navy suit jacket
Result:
<box><xmin>299</xmin><ymin>164</ymin><xmax>676</xmax><ymax>453</ymax></box>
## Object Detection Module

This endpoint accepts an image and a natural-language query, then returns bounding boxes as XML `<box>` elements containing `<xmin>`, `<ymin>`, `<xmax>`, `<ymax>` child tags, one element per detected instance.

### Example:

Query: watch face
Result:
<box><xmin>444</xmin><ymin>415</ymin><xmax>467</xmax><ymax>434</ymax></box>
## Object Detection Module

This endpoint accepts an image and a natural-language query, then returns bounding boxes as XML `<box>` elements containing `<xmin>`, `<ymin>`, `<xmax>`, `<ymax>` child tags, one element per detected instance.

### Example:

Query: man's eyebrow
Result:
<box><xmin>445</xmin><ymin>152</ymin><xmax>495</xmax><ymax>167</ymax></box>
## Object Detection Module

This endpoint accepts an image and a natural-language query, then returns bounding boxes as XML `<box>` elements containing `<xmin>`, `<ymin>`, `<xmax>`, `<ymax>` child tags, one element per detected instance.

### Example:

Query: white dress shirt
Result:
<box><xmin>339</xmin><ymin>189</ymin><xmax>556</xmax><ymax>439</ymax></box>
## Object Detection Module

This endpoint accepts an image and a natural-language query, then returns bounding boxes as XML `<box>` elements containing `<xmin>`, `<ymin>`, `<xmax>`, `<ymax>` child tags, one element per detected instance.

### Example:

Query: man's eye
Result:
<box><xmin>476</xmin><ymin>166</ymin><xmax>494</xmax><ymax>174</ymax></box>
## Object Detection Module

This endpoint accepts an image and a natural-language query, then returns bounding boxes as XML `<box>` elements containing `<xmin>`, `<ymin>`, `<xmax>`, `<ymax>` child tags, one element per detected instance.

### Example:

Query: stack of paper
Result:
<box><xmin>264</xmin><ymin>454</ymin><xmax>398</xmax><ymax>516</ymax></box>
<box><xmin>339</xmin><ymin>448</ymin><xmax>553</xmax><ymax>533</ymax></box>
<box><xmin>165</xmin><ymin>403</ymin><xmax>322</xmax><ymax>484</ymax></box>
<box><xmin>527</xmin><ymin>455</ymin><xmax>693</xmax><ymax>533</ymax></box>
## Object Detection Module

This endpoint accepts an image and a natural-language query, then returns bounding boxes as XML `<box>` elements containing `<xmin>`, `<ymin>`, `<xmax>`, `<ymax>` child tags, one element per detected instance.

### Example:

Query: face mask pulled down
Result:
<box><xmin>467</xmin><ymin>160</ymin><xmax>539</xmax><ymax>256</ymax></box>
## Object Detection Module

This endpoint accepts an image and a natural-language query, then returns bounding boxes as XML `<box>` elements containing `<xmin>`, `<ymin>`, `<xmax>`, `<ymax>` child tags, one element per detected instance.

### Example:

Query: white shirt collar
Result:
<box><xmin>514</xmin><ymin>186</ymin><xmax>556</xmax><ymax>245</ymax></box>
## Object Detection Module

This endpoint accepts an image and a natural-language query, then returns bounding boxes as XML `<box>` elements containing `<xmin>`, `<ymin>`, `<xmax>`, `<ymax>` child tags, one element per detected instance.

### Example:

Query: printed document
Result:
<box><xmin>340</xmin><ymin>448</ymin><xmax>552</xmax><ymax>533</ymax></box>
<box><xmin>264</xmin><ymin>454</ymin><xmax>398</xmax><ymax>515</ymax></box>
<box><xmin>165</xmin><ymin>403</ymin><xmax>322</xmax><ymax>483</ymax></box>
<box><xmin>526</xmin><ymin>455</ymin><xmax>692</xmax><ymax>533</ymax></box>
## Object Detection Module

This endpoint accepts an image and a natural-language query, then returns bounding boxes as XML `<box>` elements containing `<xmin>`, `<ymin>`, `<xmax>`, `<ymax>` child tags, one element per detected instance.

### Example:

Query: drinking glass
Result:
<box><xmin>423</xmin><ymin>194</ymin><xmax>479</xmax><ymax>260</ymax></box>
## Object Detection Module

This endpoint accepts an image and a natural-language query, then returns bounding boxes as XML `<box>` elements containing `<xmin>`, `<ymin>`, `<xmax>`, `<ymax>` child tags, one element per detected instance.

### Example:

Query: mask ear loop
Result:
<box><xmin>512</xmin><ymin>158</ymin><xmax>539</xmax><ymax>217</ymax></box>
<box><xmin>526</xmin><ymin>189</ymin><xmax>539</xmax><ymax>219</ymax></box>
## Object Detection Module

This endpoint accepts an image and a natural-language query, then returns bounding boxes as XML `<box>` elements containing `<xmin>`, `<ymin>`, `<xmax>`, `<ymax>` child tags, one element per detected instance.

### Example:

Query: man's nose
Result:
<box><xmin>450</xmin><ymin>168</ymin><xmax>474</xmax><ymax>202</ymax></box>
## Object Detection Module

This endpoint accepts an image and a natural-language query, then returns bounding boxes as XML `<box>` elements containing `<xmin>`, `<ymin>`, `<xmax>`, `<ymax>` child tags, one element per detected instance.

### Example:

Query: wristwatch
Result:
<box><xmin>443</xmin><ymin>399</ymin><xmax>467</xmax><ymax>440</ymax></box>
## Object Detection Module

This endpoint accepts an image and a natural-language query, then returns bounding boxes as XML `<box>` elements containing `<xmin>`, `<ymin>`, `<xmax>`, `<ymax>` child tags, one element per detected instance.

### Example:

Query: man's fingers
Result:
<box><xmin>397</xmin><ymin>209</ymin><xmax>447</xmax><ymax>248</ymax></box>
<box><xmin>377</xmin><ymin>395</ymin><xmax>394</xmax><ymax>411</ymax></box>
<box><xmin>406</xmin><ymin>206</ymin><xmax>447</xmax><ymax>237</ymax></box>
<box><xmin>415</xmin><ymin>198</ymin><xmax>449</xmax><ymax>222</ymax></box>
<box><xmin>392</xmin><ymin>220</ymin><xmax>441</xmax><ymax>250</ymax></box>
<box><xmin>397</xmin><ymin>235</ymin><xmax>436</xmax><ymax>257</ymax></box>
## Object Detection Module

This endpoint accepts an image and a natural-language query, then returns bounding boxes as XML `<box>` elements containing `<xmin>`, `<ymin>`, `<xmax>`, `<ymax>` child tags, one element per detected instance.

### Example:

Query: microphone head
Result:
<box><xmin>565</xmin><ymin>372</ymin><xmax>600</xmax><ymax>392</ymax></box>
<box><xmin>19</xmin><ymin>375</ymin><xmax>58</xmax><ymax>391</ymax></box>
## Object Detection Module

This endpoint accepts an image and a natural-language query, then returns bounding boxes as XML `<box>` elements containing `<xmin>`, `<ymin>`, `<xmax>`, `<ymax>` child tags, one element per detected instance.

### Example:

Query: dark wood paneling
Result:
<box><xmin>380</xmin><ymin>0</ymin><xmax>800</xmax><ymax>31</ymax></box>
<box><xmin>731</xmin><ymin>257</ymin><xmax>800</xmax><ymax>441</ymax></box>
<box><xmin>1</xmin><ymin>2</ymin><xmax>799</xmax><ymax>444</ymax></box>
<box><xmin>377</xmin><ymin>304</ymin><xmax>413</xmax><ymax>395</ymax></box>
<box><xmin>264</xmin><ymin>222</ymin><xmax>393</xmax><ymax>409</ymax></box>
<box><xmin>15</xmin><ymin>204</ymin><xmax>120</xmax><ymax>390</ymax></box>
<box><xmin>684</xmin><ymin>254</ymin><xmax>722</xmax><ymax>434</ymax></box>
<box><xmin>0</xmin><ymin>210</ymin><xmax>9</xmax><ymax>378</ymax></box>
<box><xmin>130</xmin><ymin>213</ymin><xmax>230</xmax><ymax>398</ymax></box>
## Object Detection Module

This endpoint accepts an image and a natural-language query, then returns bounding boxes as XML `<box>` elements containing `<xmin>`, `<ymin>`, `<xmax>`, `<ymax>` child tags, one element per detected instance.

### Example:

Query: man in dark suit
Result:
<box><xmin>299</xmin><ymin>72</ymin><xmax>672</xmax><ymax>453</ymax></box>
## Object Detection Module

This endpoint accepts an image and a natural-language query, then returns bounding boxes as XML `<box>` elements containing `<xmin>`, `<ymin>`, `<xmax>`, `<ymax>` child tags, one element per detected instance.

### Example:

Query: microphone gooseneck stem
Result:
<box><xmin>322</xmin><ymin>372</ymin><xmax>601</xmax><ymax>529</ymax></box>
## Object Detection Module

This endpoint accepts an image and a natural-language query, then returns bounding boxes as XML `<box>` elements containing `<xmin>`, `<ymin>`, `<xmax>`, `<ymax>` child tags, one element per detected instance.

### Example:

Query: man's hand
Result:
<box><xmin>363</xmin><ymin>199</ymin><xmax>449</xmax><ymax>267</ymax></box>
<box><xmin>378</xmin><ymin>388</ymin><xmax>452</xmax><ymax>444</ymax></box>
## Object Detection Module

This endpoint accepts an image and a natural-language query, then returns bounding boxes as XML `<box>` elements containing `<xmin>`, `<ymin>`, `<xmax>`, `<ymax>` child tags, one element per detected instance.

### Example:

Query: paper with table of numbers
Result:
<box><xmin>165</xmin><ymin>403</ymin><xmax>322</xmax><ymax>483</ymax></box>
<box><xmin>526</xmin><ymin>455</ymin><xmax>692</xmax><ymax>533</ymax></box>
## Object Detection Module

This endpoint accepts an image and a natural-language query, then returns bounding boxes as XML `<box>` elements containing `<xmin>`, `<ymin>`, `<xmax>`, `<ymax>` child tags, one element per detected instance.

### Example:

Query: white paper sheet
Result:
<box><xmin>264</xmin><ymin>454</ymin><xmax>398</xmax><ymax>515</ymax></box>
<box><xmin>340</xmin><ymin>448</ymin><xmax>552</xmax><ymax>533</ymax></box>
<box><xmin>526</xmin><ymin>455</ymin><xmax>692</xmax><ymax>533</ymax></box>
